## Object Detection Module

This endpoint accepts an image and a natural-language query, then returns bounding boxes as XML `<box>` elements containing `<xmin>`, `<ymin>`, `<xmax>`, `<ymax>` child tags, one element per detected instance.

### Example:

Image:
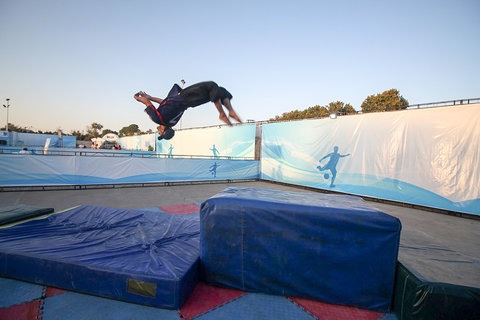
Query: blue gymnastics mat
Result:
<box><xmin>200</xmin><ymin>187</ymin><xmax>402</xmax><ymax>312</ymax></box>
<box><xmin>0</xmin><ymin>205</ymin><xmax>200</xmax><ymax>309</ymax></box>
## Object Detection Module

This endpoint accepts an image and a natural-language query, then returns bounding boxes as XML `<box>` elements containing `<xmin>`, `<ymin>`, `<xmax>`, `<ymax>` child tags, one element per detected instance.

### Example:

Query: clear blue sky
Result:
<box><xmin>1</xmin><ymin>0</ymin><xmax>479</xmax><ymax>133</ymax></box>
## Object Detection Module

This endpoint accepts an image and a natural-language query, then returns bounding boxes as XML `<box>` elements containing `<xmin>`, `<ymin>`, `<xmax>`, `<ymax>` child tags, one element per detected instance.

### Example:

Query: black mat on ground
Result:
<box><xmin>0</xmin><ymin>204</ymin><xmax>54</xmax><ymax>225</ymax></box>
<box><xmin>398</xmin><ymin>228</ymin><xmax>480</xmax><ymax>289</ymax></box>
<box><xmin>393</xmin><ymin>262</ymin><xmax>480</xmax><ymax>320</ymax></box>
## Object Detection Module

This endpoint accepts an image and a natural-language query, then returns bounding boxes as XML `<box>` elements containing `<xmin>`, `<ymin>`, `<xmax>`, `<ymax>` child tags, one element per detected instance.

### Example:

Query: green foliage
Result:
<box><xmin>327</xmin><ymin>101</ymin><xmax>356</xmax><ymax>115</ymax></box>
<box><xmin>119</xmin><ymin>124</ymin><xmax>141</xmax><ymax>137</ymax></box>
<box><xmin>270</xmin><ymin>105</ymin><xmax>328</xmax><ymax>121</ymax></box>
<box><xmin>270</xmin><ymin>89</ymin><xmax>409</xmax><ymax>121</ymax></box>
<box><xmin>87</xmin><ymin>122</ymin><xmax>103</xmax><ymax>138</ymax></box>
<box><xmin>4</xmin><ymin>122</ymin><xmax>137</xmax><ymax>141</ymax></box>
<box><xmin>100</xmin><ymin>129</ymin><xmax>118</xmax><ymax>137</ymax></box>
<box><xmin>270</xmin><ymin>101</ymin><xmax>356</xmax><ymax>121</ymax></box>
<box><xmin>2</xmin><ymin>123</ymin><xmax>35</xmax><ymax>133</ymax></box>
<box><xmin>70</xmin><ymin>130</ymin><xmax>88</xmax><ymax>141</ymax></box>
<box><xmin>361</xmin><ymin>89</ymin><xmax>408</xmax><ymax>113</ymax></box>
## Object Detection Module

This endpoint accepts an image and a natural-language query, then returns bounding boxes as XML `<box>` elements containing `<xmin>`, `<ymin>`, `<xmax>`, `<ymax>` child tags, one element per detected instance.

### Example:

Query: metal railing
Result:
<box><xmin>405</xmin><ymin>98</ymin><xmax>480</xmax><ymax>109</ymax></box>
<box><xmin>0</xmin><ymin>147</ymin><xmax>255</xmax><ymax>160</ymax></box>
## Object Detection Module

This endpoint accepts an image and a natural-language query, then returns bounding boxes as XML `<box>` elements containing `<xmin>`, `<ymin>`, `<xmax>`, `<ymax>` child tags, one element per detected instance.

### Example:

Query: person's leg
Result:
<box><xmin>221</xmin><ymin>98</ymin><xmax>242</xmax><ymax>123</ymax></box>
<box><xmin>214</xmin><ymin>100</ymin><xmax>232</xmax><ymax>125</ymax></box>
<box><xmin>180</xmin><ymin>82</ymin><xmax>231</xmax><ymax>125</ymax></box>
<box><xmin>180</xmin><ymin>81</ymin><xmax>241</xmax><ymax>125</ymax></box>
<box><xmin>180</xmin><ymin>82</ymin><xmax>216</xmax><ymax>106</ymax></box>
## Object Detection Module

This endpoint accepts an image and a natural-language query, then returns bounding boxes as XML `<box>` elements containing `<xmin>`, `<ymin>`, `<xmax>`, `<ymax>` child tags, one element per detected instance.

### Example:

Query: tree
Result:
<box><xmin>270</xmin><ymin>105</ymin><xmax>327</xmax><ymax>121</ymax></box>
<box><xmin>70</xmin><ymin>130</ymin><xmax>88</xmax><ymax>141</ymax></box>
<box><xmin>100</xmin><ymin>129</ymin><xmax>118</xmax><ymax>137</ymax></box>
<box><xmin>87</xmin><ymin>122</ymin><xmax>103</xmax><ymax>139</ymax></box>
<box><xmin>360</xmin><ymin>89</ymin><xmax>408</xmax><ymax>113</ymax></box>
<box><xmin>119</xmin><ymin>124</ymin><xmax>141</xmax><ymax>137</ymax></box>
<box><xmin>327</xmin><ymin>101</ymin><xmax>356</xmax><ymax>115</ymax></box>
<box><xmin>2</xmin><ymin>123</ymin><xmax>35</xmax><ymax>133</ymax></box>
<box><xmin>270</xmin><ymin>101</ymin><xmax>357</xmax><ymax>121</ymax></box>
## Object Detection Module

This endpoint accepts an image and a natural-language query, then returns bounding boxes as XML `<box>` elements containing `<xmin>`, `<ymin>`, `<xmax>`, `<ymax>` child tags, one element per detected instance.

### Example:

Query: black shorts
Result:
<box><xmin>180</xmin><ymin>81</ymin><xmax>233</xmax><ymax>108</ymax></box>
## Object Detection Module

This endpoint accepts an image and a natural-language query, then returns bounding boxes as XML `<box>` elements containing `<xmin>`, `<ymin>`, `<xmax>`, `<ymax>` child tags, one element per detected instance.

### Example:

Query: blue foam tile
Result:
<box><xmin>0</xmin><ymin>277</ymin><xmax>44</xmax><ymax>308</ymax></box>
<box><xmin>42</xmin><ymin>291</ymin><xmax>181</xmax><ymax>320</ymax></box>
<box><xmin>378</xmin><ymin>313</ymin><xmax>398</xmax><ymax>320</ymax></box>
<box><xmin>197</xmin><ymin>292</ymin><xmax>313</xmax><ymax>320</ymax></box>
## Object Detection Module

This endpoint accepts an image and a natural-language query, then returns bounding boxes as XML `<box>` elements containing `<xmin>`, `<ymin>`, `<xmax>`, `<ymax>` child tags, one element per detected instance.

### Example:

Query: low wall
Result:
<box><xmin>0</xmin><ymin>154</ymin><xmax>259</xmax><ymax>186</ymax></box>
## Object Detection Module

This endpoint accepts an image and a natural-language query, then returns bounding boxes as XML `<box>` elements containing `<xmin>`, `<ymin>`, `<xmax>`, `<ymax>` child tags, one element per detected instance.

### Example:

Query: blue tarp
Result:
<box><xmin>200</xmin><ymin>187</ymin><xmax>402</xmax><ymax>312</ymax></box>
<box><xmin>0</xmin><ymin>205</ymin><xmax>200</xmax><ymax>309</ymax></box>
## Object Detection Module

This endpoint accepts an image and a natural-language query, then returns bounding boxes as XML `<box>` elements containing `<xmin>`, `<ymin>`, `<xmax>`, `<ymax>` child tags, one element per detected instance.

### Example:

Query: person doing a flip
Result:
<box><xmin>134</xmin><ymin>81</ymin><xmax>242</xmax><ymax>140</ymax></box>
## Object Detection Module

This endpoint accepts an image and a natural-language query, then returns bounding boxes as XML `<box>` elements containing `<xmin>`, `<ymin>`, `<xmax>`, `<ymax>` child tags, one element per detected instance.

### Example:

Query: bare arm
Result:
<box><xmin>147</xmin><ymin>95</ymin><xmax>164</xmax><ymax>104</ymax></box>
<box><xmin>134</xmin><ymin>91</ymin><xmax>163</xmax><ymax>105</ymax></box>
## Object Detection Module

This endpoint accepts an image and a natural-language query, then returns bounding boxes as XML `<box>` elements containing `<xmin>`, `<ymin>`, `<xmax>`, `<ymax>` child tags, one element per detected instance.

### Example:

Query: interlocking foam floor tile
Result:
<box><xmin>0</xmin><ymin>299</ymin><xmax>41</xmax><ymax>320</ymax></box>
<box><xmin>42</xmin><ymin>291</ymin><xmax>180</xmax><ymax>320</ymax></box>
<box><xmin>198</xmin><ymin>292</ymin><xmax>314</xmax><ymax>320</ymax></box>
<box><xmin>44</xmin><ymin>287</ymin><xmax>65</xmax><ymax>298</ymax></box>
<box><xmin>288</xmin><ymin>297</ymin><xmax>387</xmax><ymax>320</ymax></box>
<box><xmin>0</xmin><ymin>278</ymin><xmax>44</xmax><ymax>308</ymax></box>
<box><xmin>179</xmin><ymin>282</ymin><xmax>247</xmax><ymax>320</ymax></box>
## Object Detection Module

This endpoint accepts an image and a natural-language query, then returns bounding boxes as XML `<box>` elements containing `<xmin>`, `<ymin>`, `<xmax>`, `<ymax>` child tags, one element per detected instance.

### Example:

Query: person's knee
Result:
<box><xmin>219</xmin><ymin>87</ymin><xmax>233</xmax><ymax>101</ymax></box>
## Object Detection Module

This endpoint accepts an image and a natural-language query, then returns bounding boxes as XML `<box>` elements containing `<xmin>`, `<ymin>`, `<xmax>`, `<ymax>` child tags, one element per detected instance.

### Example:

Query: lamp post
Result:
<box><xmin>3</xmin><ymin>98</ymin><xmax>10</xmax><ymax>133</ymax></box>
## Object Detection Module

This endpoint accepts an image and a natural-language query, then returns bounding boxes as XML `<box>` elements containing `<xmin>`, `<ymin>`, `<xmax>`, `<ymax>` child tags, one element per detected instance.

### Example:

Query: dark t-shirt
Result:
<box><xmin>144</xmin><ymin>84</ymin><xmax>188</xmax><ymax>127</ymax></box>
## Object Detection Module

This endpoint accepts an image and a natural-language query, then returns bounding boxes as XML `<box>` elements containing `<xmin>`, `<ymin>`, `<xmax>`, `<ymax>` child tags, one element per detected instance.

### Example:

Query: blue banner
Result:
<box><xmin>0</xmin><ymin>155</ymin><xmax>258</xmax><ymax>186</ymax></box>
<box><xmin>261</xmin><ymin>105</ymin><xmax>480</xmax><ymax>215</ymax></box>
<box><xmin>157</xmin><ymin>124</ymin><xmax>255</xmax><ymax>158</ymax></box>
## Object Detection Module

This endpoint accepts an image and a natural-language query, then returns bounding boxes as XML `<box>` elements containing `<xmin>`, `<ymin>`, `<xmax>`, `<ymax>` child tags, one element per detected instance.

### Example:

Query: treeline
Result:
<box><xmin>2</xmin><ymin>122</ymin><xmax>153</xmax><ymax>141</ymax></box>
<box><xmin>271</xmin><ymin>89</ymin><xmax>408</xmax><ymax>121</ymax></box>
<box><xmin>70</xmin><ymin>123</ymin><xmax>154</xmax><ymax>141</ymax></box>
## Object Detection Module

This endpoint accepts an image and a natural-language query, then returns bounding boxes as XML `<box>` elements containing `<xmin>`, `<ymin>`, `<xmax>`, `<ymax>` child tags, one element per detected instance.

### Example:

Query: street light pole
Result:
<box><xmin>3</xmin><ymin>98</ymin><xmax>10</xmax><ymax>133</ymax></box>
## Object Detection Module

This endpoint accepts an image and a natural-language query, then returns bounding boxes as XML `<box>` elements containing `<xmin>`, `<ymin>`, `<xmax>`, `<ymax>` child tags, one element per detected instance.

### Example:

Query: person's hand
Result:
<box><xmin>139</xmin><ymin>91</ymin><xmax>152</xmax><ymax>99</ymax></box>
<box><xmin>134</xmin><ymin>92</ymin><xmax>151</xmax><ymax>105</ymax></box>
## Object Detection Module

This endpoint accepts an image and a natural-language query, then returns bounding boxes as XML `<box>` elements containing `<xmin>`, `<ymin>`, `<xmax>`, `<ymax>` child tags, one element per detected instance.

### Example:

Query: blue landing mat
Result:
<box><xmin>0</xmin><ymin>205</ymin><xmax>200</xmax><ymax>309</ymax></box>
<box><xmin>201</xmin><ymin>187</ymin><xmax>402</xmax><ymax>312</ymax></box>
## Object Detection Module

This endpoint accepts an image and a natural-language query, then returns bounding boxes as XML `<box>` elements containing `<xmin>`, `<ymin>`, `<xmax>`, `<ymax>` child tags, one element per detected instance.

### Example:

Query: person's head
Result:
<box><xmin>23</xmin><ymin>148</ymin><xmax>28</xmax><ymax>151</ymax></box>
<box><xmin>158</xmin><ymin>127</ymin><xmax>175</xmax><ymax>140</ymax></box>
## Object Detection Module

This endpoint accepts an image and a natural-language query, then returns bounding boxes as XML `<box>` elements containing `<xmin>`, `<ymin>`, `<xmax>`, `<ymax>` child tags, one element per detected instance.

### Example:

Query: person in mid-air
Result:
<box><xmin>134</xmin><ymin>81</ymin><xmax>242</xmax><ymax>140</ymax></box>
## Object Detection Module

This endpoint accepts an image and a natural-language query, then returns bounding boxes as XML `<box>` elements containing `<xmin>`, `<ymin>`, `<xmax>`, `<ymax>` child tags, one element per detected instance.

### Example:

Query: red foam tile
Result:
<box><xmin>45</xmin><ymin>287</ymin><xmax>66</xmax><ymax>298</ymax></box>
<box><xmin>0</xmin><ymin>299</ymin><xmax>41</xmax><ymax>320</ymax></box>
<box><xmin>288</xmin><ymin>297</ymin><xmax>385</xmax><ymax>320</ymax></box>
<box><xmin>160</xmin><ymin>203</ymin><xmax>200</xmax><ymax>215</ymax></box>
<box><xmin>179</xmin><ymin>282</ymin><xmax>247</xmax><ymax>320</ymax></box>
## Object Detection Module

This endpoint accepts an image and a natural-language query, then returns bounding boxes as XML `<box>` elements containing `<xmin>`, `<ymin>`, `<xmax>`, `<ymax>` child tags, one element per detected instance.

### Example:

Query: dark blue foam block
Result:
<box><xmin>200</xmin><ymin>187</ymin><xmax>401</xmax><ymax>312</ymax></box>
<box><xmin>0</xmin><ymin>205</ymin><xmax>200</xmax><ymax>309</ymax></box>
